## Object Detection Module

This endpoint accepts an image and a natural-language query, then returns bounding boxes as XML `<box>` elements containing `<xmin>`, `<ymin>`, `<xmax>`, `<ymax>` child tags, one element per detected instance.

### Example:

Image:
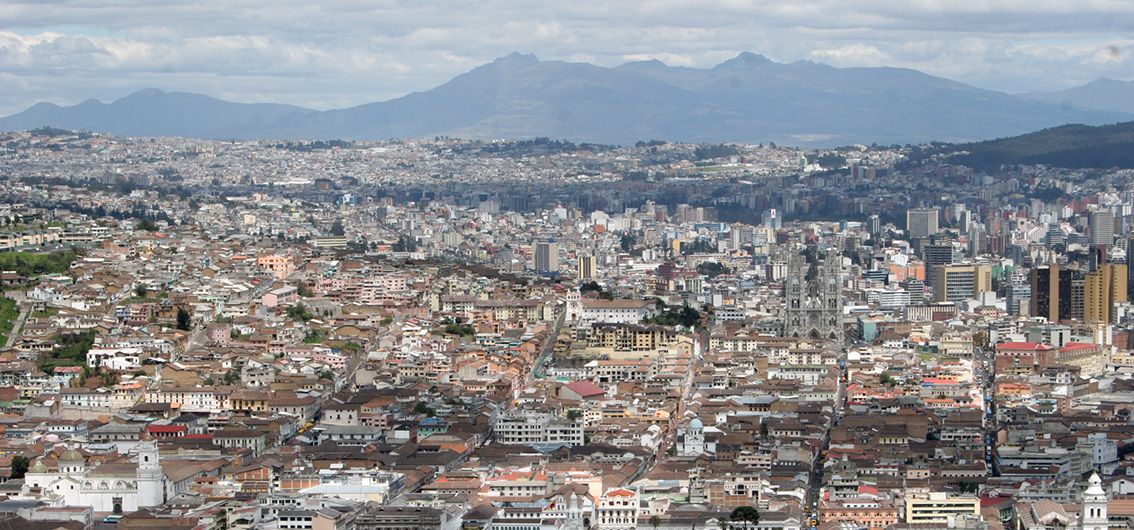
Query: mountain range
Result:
<box><xmin>1</xmin><ymin>52</ymin><xmax>1131</xmax><ymax>146</ymax></box>
<box><xmin>1022</xmin><ymin>78</ymin><xmax>1134</xmax><ymax>114</ymax></box>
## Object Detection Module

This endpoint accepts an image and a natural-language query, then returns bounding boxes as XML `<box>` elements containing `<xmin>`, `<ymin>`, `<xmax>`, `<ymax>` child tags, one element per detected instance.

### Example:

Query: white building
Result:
<box><xmin>677</xmin><ymin>418</ymin><xmax>706</xmax><ymax>456</ymax></box>
<box><xmin>1080</xmin><ymin>472</ymin><xmax>1109</xmax><ymax>530</ymax></box>
<box><xmin>21</xmin><ymin>442</ymin><xmax>166</xmax><ymax>514</ymax></box>
<box><xmin>494</xmin><ymin>409</ymin><xmax>584</xmax><ymax>447</ymax></box>
<box><xmin>596</xmin><ymin>488</ymin><xmax>640</xmax><ymax>530</ymax></box>
<box><xmin>578</xmin><ymin>299</ymin><xmax>658</xmax><ymax>326</ymax></box>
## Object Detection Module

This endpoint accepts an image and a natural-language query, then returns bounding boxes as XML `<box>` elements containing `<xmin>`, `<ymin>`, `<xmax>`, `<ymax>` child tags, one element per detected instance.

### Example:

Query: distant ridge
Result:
<box><xmin>1022</xmin><ymin>78</ymin><xmax>1134</xmax><ymax>114</ymax></box>
<box><xmin>0</xmin><ymin>89</ymin><xmax>314</xmax><ymax>139</ymax></box>
<box><xmin>908</xmin><ymin>121</ymin><xmax>1134</xmax><ymax>171</ymax></box>
<box><xmin>1</xmin><ymin>53</ymin><xmax>1129</xmax><ymax>146</ymax></box>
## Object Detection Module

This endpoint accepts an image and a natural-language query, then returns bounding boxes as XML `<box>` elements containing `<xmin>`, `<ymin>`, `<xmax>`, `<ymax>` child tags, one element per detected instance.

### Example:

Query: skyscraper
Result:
<box><xmin>906</xmin><ymin>208</ymin><xmax>939</xmax><ymax>239</ymax></box>
<box><xmin>868</xmin><ymin>214</ymin><xmax>881</xmax><ymax>238</ymax></box>
<box><xmin>1006</xmin><ymin>270</ymin><xmax>1031</xmax><ymax>316</ymax></box>
<box><xmin>578</xmin><ymin>254</ymin><xmax>597</xmax><ymax>281</ymax></box>
<box><xmin>1084</xmin><ymin>263</ymin><xmax>1128</xmax><ymax>324</ymax></box>
<box><xmin>923</xmin><ymin>244</ymin><xmax>956</xmax><ymax>268</ymax></box>
<box><xmin>535</xmin><ymin>241</ymin><xmax>559</xmax><ymax>274</ymax></box>
<box><xmin>1089</xmin><ymin>210</ymin><xmax>1114</xmax><ymax>247</ymax></box>
<box><xmin>1030</xmin><ymin>265</ymin><xmax>1059</xmax><ymax>322</ymax></box>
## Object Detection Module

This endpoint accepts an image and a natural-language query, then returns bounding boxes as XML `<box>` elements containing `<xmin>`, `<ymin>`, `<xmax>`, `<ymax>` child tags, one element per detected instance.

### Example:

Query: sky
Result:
<box><xmin>1</xmin><ymin>0</ymin><xmax>1133</xmax><ymax>116</ymax></box>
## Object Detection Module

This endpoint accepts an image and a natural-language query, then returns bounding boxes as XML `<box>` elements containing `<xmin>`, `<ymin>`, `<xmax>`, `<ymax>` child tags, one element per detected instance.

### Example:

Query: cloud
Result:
<box><xmin>0</xmin><ymin>0</ymin><xmax>1133</xmax><ymax>114</ymax></box>
<box><xmin>808</xmin><ymin>44</ymin><xmax>891</xmax><ymax>66</ymax></box>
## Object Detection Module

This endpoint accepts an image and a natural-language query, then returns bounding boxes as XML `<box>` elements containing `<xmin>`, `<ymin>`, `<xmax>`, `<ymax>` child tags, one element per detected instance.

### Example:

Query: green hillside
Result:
<box><xmin>914</xmin><ymin>121</ymin><xmax>1134</xmax><ymax>171</ymax></box>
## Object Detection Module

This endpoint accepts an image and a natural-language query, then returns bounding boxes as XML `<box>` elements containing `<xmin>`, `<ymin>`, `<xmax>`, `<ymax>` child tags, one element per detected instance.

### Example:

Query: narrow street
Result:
<box><xmin>3</xmin><ymin>302</ymin><xmax>29</xmax><ymax>349</ymax></box>
<box><xmin>526</xmin><ymin>305</ymin><xmax>565</xmax><ymax>387</ymax></box>
<box><xmin>806</xmin><ymin>349</ymin><xmax>848</xmax><ymax>530</ymax></box>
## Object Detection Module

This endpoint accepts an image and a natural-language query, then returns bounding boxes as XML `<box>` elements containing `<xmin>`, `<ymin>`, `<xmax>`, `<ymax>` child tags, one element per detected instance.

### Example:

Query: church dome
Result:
<box><xmin>689</xmin><ymin>418</ymin><xmax>703</xmax><ymax>430</ymax></box>
<box><xmin>30</xmin><ymin>459</ymin><xmax>48</xmax><ymax>473</ymax></box>
<box><xmin>59</xmin><ymin>448</ymin><xmax>84</xmax><ymax>463</ymax></box>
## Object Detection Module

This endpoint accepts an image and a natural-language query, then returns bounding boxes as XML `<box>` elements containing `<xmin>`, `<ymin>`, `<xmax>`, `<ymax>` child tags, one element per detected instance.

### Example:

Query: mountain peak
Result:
<box><xmin>493</xmin><ymin>52</ymin><xmax>539</xmax><ymax>67</ymax></box>
<box><xmin>716</xmin><ymin>52</ymin><xmax>774</xmax><ymax>69</ymax></box>
<box><xmin>125</xmin><ymin>88</ymin><xmax>168</xmax><ymax>98</ymax></box>
<box><xmin>1086</xmin><ymin>77</ymin><xmax>1131</xmax><ymax>87</ymax></box>
<box><xmin>617</xmin><ymin>58</ymin><xmax>668</xmax><ymax>70</ymax></box>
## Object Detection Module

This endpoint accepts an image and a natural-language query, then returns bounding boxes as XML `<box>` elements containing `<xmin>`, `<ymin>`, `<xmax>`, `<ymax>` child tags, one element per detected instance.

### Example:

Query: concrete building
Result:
<box><xmin>903</xmin><ymin>491</ymin><xmax>980</xmax><ymax>524</ymax></box>
<box><xmin>1084</xmin><ymin>263</ymin><xmax>1128</xmax><ymax>324</ymax></box>
<box><xmin>578</xmin><ymin>254</ymin><xmax>597</xmax><ymax>281</ymax></box>
<box><xmin>930</xmin><ymin>264</ymin><xmax>992</xmax><ymax>303</ymax></box>
<box><xmin>493</xmin><ymin>409</ymin><xmax>584</xmax><ymax>447</ymax></box>
<box><xmin>1089</xmin><ymin>210</ymin><xmax>1115</xmax><ymax>247</ymax></box>
<box><xmin>906</xmin><ymin>208</ymin><xmax>940</xmax><ymax>240</ymax></box>
<box><xmin>535</xmin><ymin>240</ymin><xmax>559</xmax><ymax>274</ymax></box>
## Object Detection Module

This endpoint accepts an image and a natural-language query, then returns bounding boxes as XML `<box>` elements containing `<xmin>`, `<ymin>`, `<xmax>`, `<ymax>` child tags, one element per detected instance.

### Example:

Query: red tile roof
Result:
<box><xmin>564</xmin><ymin>380</ymin><xmax>605</xmax><ymax>399</ymax></box>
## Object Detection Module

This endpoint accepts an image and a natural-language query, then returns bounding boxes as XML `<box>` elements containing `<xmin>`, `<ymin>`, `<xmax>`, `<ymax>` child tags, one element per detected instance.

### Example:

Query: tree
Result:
<box><xmin>392</xmin><ymin>235</ymin><xmax>418</xmax><ymax>252</ymax></box>
<box><xmin>287</xmin><ymin>303</ymin><xmax>314</xmax><ymax>322</ymax></box>
<box><xmin>176</xmin><ymin>308</ymin><xmax>192</xmax><ymax>331</ymax></box>
<box><xmin>295</xmin><ymin>281</ymin><xmax>314</xmax><ymax>298</ymax></box>
<box><xmin>696</xmin><ymin>261</ymin><xmax>730</xmax><ymax>279</ymax></box>
<box><xmin>730</xmin><ymin>506</ymin><xmax>760</xmax><ymax>530</ymax></box>
<box><xmin>649</xmin><ymin>515</ymin><xmax>661</xmax><ymax>529</ymax></box>
<box><xmin>9</xmin><ymin>455</ymin><xmax>29</xmax><ymax>479</ymax></box>
<box><xmin>134</xmin><ymin>284</ymin><xmax>148</xmax><ymax>298</ymax></box>
<box><xmin>620</xmin><ymin>233</ymin><xmax>637</xmax><ymax>252</ymax></box>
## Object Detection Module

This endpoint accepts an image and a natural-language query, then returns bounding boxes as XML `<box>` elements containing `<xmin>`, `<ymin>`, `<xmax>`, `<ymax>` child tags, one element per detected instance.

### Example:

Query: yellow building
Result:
<box><xmin>904</xmin><ymin>492</ymin><xmax>980</xmax><ymax>524</ymax></box>
<box><xmin>581</xmin><ymin>324</ymin><xmax>696</xmax><ymax>361</ymax></box>
<box><xmin>1085</xmin><ymin>263</ymin><xmax>1128</xmax><ymax>325</ymax></box>
<box><xmin>578</xmin><ymin>254</ymin><xmax>598</xmax><ymax>281</ymax></box>
<box><xmin>931</xmin><ymin>264</ymin><xmax>992</xmax><ymax>303</ymax></box>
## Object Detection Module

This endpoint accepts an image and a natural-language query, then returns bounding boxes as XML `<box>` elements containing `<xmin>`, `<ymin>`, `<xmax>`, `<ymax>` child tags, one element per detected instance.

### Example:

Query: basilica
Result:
<box><xmin>784</xmin><ymin>248</ymin><xmax>844</xmax><ymax>343</ymax></box>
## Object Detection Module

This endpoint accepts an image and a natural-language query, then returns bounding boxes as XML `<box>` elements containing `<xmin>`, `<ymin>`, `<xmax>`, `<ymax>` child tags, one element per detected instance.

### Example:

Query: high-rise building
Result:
<box><xmin>1084</xmin><ymin>263</ymin><xmax>1129</xmax><ymax>324</ymax></box>
<box><xmin>1089</xmin><ymin>210</ymin><xmax>1115</xmax><ymax>247</ymax></box>
<box><xmin>900</xmin><ymin>279</ymin><xmax>926</xmax><ymax>305</ymax></box>
<box><xmin>535</xmin><ymin>241</ymin><xmax>559</xmax><ymax>274</ymax></box>
<box><xmin>1046</xmin><ymin>225</ymin><xmax>1065</xmax><ymax>249</ymax></box>
<box><xmin>1127</xmin><ymin>236</ymin><xmax>1134</xmax><ymax>300</ymax></box>
<box><xmin>868</xmin><ymin>214</ymin><xmax>882</xmax><ymax>238</ymax></box>
<box><xmin>967</xmin><ymin>228</ymin><xmax>982</xmax><ymax>257</ymax></box>
<box><xmin>906</xmin><ymin>208</ymin><xmax>940</xmax><ymax>239</ymax></box>
<box><xmin>1061</xmin><ymin>268</ymin><xmax>1086</xmax><ymax>322</ymax></box>
<box><xmin>923</xmin><ymin>244</ymin><xmax>956</xmax><ymax>268</ymax></box>
<box><xmin>578</xmin><ymin>254</ymin><xmax>597</xmax><ymax>281</ymax></box>
<box><xmin>763</xmin><ymin>208</ymin><xmax>782</xmax><ymax>229</ymax></box>
<box><xmin>1031</xmin><ymin>265</ymin><xmax>1060</xmax><ymax>322</ymax></box>
<box><xmin>930</xmin><ymin>264</ymin><xmax>992</xmax><ymax>303</ymax></box>
<box><xmin>1006</xmin><ymin>270</ymin><xmax>1031</xmax><ymax>316</ymax></box>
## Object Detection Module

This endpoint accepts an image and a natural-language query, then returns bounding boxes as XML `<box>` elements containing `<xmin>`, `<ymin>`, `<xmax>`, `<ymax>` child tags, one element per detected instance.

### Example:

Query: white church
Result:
<box><xmin>1017</xmin><ymin>472</ymin><xmax>1112</xmax><ymax>530</ymax></box>
<box><xmin>676</xmin><ymin>417</ymin><xmax>719</xmax><ymax>456</ymax></box>
<box><xmin>21</xmin><ymin>441</ymin><xmax>167</xmax><ymax>514</ymax></box>
<box><xmin>1080</xmin><ymin>472</ymin><xmax>1109</xmax><ymax>530</ymax></box>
